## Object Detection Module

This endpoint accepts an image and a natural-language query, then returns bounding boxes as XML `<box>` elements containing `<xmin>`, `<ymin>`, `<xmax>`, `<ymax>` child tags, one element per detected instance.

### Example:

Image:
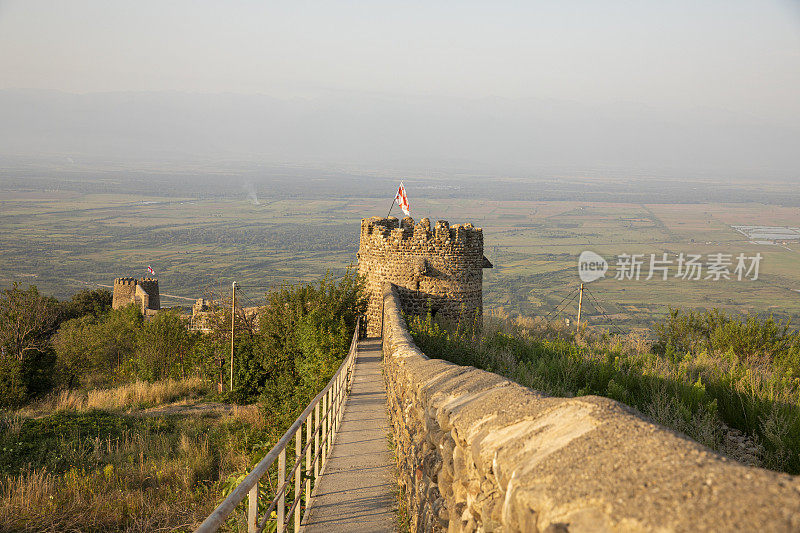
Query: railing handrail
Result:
<box><xmin>196</xmin><ymin>316</ymin><xmax>361</xmax><ymax>533</ymax></box>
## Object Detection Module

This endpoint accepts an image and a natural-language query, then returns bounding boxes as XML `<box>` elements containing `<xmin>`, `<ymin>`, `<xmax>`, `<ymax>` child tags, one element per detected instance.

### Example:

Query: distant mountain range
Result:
<box><xmin>0</xmin><ymin>88</ymin><xmax>797</xmax><ymax>179</ymax></box>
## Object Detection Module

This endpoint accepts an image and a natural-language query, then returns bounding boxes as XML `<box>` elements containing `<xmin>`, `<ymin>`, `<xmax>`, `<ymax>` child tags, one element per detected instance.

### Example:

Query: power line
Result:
<box><xmin>232</xmin><ymin>284</ymin><xmax>266</xmax><ymax>307</ymax></box>
<box><xmin>550</xmin><ymin>293</ymin><xmax>578</xmax><ymax>324</ymax></box>
<box><xmin>544</xmin><ymin>287</ymin><xmax>580</xmax><ymax>324</ymax></box>
<box><xmin>238</xmin><ymin>290</ymin><xmax>262</xmax><ymax>309</ymax></box>
<box><xmin>583</xmin><ymin>287</ymin><xmax>625</xmax><ymax>335</ymax></box>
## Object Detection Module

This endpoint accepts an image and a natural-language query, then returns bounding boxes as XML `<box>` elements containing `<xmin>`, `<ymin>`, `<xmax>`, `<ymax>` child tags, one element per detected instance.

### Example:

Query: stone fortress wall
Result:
<box><xmin>112</xmin><ymin>277</ymin><xmax>160</xmax><ymax>316</ymax></box>
<box><xmin>358</xmin><ymin>216</ymin><xmax>491</xmax><ymax>337</ymax></box>
<box><xmin>380</xmin><ymin>283</ymin><xmax>800</xmax><ymax>532</ymax></box>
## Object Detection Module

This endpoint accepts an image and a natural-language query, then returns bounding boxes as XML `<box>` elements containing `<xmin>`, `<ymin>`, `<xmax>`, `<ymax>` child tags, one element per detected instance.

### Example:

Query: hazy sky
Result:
<box><xmin>1</xmin><ymin>1</ymin><xmax>798</xmax><ymax>176</ymax></box>
<box><xmin>2</xmin><ymin>1</ymin><xmax>798</xmax><ymax>109</ymax></box>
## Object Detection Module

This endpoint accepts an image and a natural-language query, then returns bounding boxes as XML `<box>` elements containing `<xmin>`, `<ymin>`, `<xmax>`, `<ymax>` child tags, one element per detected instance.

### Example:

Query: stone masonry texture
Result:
<box><xmin>358</xmin><ymin>216</ymin><xmax>486</xmax><ymax>337</ymax></box>
<box><xmin>112</xmin><ymin>277</ymin><xmax>160</xmax><ymax>314</ymax></box>
<box><xmin>381</xmin><ymin>283</ymin><xmax>800</xmax><ymax>532</ymax></box>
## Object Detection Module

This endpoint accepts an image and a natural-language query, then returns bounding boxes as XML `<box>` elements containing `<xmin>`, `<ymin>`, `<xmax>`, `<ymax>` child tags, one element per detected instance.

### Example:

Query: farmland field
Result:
<box><xmin>2</xmin><ymin>168</ymin><xmax>800</xmax><ymax>332</ymax></box>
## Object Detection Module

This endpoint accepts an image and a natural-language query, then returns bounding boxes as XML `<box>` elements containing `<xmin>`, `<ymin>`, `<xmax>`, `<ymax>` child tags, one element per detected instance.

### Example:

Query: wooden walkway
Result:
<box><xmin>301</xmin><ymin>338</ymin><xmax>396</xmax><ymax>532</ymax></box>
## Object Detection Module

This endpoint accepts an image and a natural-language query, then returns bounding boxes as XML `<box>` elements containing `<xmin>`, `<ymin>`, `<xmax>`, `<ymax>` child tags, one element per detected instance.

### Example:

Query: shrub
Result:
<box><xmin>131</xmin><ymin>310</ymin><xmax>196</xmax><ymax>381</ymax></box>
<box><xmin>654</xmin><ymin>308</ymin><xmax>800</xmax><ymax>374</ymax></box>
<box><xmin>409</xmin><ymin>309</ymin><xmax>800</xmax><ymax>474</ymax></box>
<box><xmin>255</xmin><ymin>270</ymin><xmax>365</xmax><ymax>423</ymax></box>
<box><xmin>58</xmin><ymin>288</ymin><xmax>112</xmax><ymax>322</ymax></box>
<box><xmin>53</xmin><ymin>305</ymin><xmax>142</xmax><ymax>387</ymax></box>
<box><xmin>0</xmin><ymin>284</ymin><xmax>60</xmax><ymax>406</ymax></box>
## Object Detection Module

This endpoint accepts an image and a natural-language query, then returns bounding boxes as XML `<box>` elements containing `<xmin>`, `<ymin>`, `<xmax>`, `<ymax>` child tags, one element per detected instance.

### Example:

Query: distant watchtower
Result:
<box><xmin>358</xmin><ymin>216</ymin><xmax>492</xmax><ymax>337</ymax></box>
<box><xmin>112</xmin><ymin>277</ymin><xmax>161</xmax><ymax>315</ymax></box>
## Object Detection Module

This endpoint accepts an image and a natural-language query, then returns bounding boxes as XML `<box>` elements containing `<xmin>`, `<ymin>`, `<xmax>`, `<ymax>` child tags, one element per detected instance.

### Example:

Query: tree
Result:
<box><xmin>256</xmin><ymin>270</ymin><xmax>366</xmax><ymax>409</ymax></box>
<box><xmin>0</xmin><ymin>284</ymin><xmax>60</xmax><ymax>406</ymax></box>
<box><xmin>0</xmin><ymin>283</ymin><xmax>59</xmax><ymax>363</ymax></box>
<box><xmin>132</xmin><ymin>311</ymin><xmax>194</xmax><ymax>381</ymax></box>
<box><xmin>59</xmin><ymin>288</ymin><xmax>112</xmax><ymax>321</ymax></box>
<box><xmin>53</xmin><ymin>304</ymin><xmax>142</xmax><ymax>387</ymax></box>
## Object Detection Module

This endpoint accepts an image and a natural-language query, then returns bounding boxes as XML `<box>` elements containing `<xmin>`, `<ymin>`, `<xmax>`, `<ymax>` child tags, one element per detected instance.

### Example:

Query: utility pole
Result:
<box><xmin>576</xmin><ymin>283</ymin><xmax>584</xmax><ymax>334</ymax></box>
<box><xmin>230</xmin><ymin>281</ymin><xmax>236</xmax><ymax>392</ymax></box>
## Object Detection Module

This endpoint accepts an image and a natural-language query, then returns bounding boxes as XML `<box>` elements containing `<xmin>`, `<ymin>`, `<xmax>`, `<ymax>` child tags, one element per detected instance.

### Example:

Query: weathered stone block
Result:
<box><xmin>382</xmin><ymin>282</ymin><xmax>800</xmax><ymax>532</ymax></box>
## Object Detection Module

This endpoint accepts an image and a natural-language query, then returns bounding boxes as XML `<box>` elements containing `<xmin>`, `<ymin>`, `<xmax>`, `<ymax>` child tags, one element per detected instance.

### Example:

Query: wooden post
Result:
<box><xmin>328</xmin><ymin>387</ymin><xmax>333</xmax><ymax>455</ymax></box>
<box><xmin>326</xmin><ymin>387</ymin><xmax>332</xmax><ymax>458</ymax></box>
<box><xmin>230</xmin><ymin>281</ymin><xmax>236</xmax><ymax>391</ymax></box>
<box><xmin>295</xmin><ymin>427</ymin><xmax>301</xmax><ymax>533</ymax></box>
<box><xmin>278</xmin><ymin>448</ymin><xmax>286</xmax><ymax>533</ymax></box>
<box><xmin>248</xmin><ymin>481</ymin><xmax>258</xmax><ymax>533</ymax></box>
<box><xmin>321</xmin><ymin>392</ymin><xmax>328</xmax><ymax>468</ymax></box>
<box><xmin>328</xmin><ymin>379</ymin><xmax>336</xmax><ymax>440</ymax></box>
<box><xmin>337</xmin><ymin>372</ymin><xmax>343</xmax><ymax>431</ymax></box>
<box><xmin>314</xmin><ymin>402</ymin><xmax>320</xmax><ymax>480</ymax></box>
<box><xmin>576</xmin><ymin>283</ymin><xmax>584</xmax><ymax>334</ymax></box>
<box><xmin>305</xmin><ymin>415</ymin><xmax>312</xmax><ymax>516</ymax></box>
<box><xmin>333</xmin><ymin>376</ymin><xmax>339</xmax><ymax>436</ymax></box>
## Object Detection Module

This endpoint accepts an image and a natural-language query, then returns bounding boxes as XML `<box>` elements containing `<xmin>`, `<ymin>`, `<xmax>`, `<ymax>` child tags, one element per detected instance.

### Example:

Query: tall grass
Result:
<box><xmin>0</xmin><ymin>429</ymin><xmax>219</xmax><ymax>531</ymax></box>
<box><xmin>0</xmin><ymin>409</ymin><xmax>259</xmax><ymax>532</ymax></box>
<box><xmin>18</xmin><ymin>377</ymin><xmax>209</xmax><ymax>417</ymax></box>
<box><xmin>408</xmin><ymin>312</ymin><xmax>800</xmax><ymax>474</ymax></box>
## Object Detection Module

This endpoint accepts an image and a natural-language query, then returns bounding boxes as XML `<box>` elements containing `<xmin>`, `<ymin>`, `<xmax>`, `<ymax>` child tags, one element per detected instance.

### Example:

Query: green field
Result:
<box><xmin>480</xmin><ymin>200</ymin><xmax>800</xmax><ymax>330</ymax></box>
<box><xmin>2</xmin><ymin>185</ymin><xmax>800</xmax><ymax>331</ymax></box>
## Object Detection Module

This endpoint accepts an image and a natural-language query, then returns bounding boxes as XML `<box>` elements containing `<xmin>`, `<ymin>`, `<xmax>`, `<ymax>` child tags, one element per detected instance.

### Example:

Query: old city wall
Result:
<box><xmin>112</xmin><ymin>277</ymin><xmax>160</xmax><ymax>314</ymax></box>
<box><xmin>112</xmin><ymin>278</ymin><xmax>138</xmax><ymax>310</ymax></box>
<box><xmin>358</xmin><ymin>216</ymin><xmax>485</xmax><ymax>337</ymax></box>
<box><xmin>381</xmin><ymin>283</ymin><xmax>800</xmax><ymax>532</ymax></box>
<box><xmin>137</xmin><ymin>278</ymin><xmax>160</xmax><ymax>310</ymax></box>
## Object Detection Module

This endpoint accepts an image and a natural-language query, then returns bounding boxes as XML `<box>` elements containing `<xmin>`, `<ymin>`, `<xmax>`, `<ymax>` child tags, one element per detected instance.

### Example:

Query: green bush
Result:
<box><xmin>58</xmin><ymin>288</ymin><xmax>112</xmax><ymax>322</ymax></box>
<box><xmin>409</xmin><ymin>309</ymin><xmax>800</xmax><ymax>474</ymax></box>
<box><xmin>54</xmin><ymin>305</ymin><xmax>142</xmax><ymax>387</ymax></box>
<box><xmin>0</xmin><ymin>284</ymin><xmax>60</xmax><ymax>406</ymax></box>
<box><xmin>131</xmin><ymin>310</ymin><xmax>196</xmax><ymax>381</ymax></box>
<box><xmin>187</xmin><ymin>270</ymin><xmax>364</xmax><ymax>411</ymax></box>
<box><xmin>255</xmin><ymin>270</ymin><xmax>365</xmax><ymax>425</ymax></box>
<box><xmin>655</xmin><ymin>308</ymin><xmax>800</xmax><ymax>374</ymax></box>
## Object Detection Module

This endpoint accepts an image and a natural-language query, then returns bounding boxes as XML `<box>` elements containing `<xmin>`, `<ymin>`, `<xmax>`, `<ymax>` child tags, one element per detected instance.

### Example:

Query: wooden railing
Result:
<box><xmin>195</xmin><ymin>317</ymin><xmax>361</xmax><ymax>533</ymax></box>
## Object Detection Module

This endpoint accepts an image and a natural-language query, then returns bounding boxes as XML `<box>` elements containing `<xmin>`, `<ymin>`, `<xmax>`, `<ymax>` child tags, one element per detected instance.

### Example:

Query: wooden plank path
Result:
<box><xmin>301</xmin><ymin>337</ymin><xmax>396</xmax><ymax>532</ymax></box>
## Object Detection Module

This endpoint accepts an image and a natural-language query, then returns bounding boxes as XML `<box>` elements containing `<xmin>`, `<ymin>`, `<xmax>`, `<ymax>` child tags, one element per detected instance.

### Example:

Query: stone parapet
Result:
<box><xmin>381</xmin><ymin>283</ymin><xmax>800</xmax><ymax>532</ymax></box>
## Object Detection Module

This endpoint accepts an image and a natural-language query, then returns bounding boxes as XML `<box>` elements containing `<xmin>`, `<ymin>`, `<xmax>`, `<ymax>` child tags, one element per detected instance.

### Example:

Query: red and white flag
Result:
<box><xmin>147</xmin><ymin>265</ymin><xmax>155</xmax><ymax>275</ymax></box>
<box><xmin>395</xmin><ymin>182</ymin><xmax>411</xmax><ymax>216</ymax></box>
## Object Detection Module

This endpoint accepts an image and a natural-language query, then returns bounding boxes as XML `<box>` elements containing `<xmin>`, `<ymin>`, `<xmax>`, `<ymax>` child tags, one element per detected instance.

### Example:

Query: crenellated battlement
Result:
<box><xmin>112</xmin><ymin>276</ymin><xmax>160</xmax><ymax>314</ymax></box>
<box><xmin>360</xmin><ymin>216</ymin><xmax>483</xmax><ymax>248</ymax></box>
<box><xmin>358</xmin><ymin>216</ymin><xmax>490</xmax><ymax>336</ymax></box>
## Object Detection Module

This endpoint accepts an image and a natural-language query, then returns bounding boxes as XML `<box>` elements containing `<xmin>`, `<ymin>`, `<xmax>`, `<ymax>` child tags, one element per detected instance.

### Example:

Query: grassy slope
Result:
<box><xmin>0</xmin><ymin>380</ymin><xmax>263</xmax><ymax>532</ymax></box>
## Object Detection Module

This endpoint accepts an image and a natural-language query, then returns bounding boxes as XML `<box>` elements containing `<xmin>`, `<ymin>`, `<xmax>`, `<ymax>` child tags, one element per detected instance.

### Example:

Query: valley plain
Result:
<box><xmin>2</xmin><ymin>167</ymin><xmax>800</xmax><ymax>332</ymax></box>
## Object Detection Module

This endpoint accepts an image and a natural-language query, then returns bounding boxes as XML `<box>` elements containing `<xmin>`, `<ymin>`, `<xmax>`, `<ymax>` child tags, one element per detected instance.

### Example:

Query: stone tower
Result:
<box><xmin>358</xmin><ymin>216</ymin><xmax>492</xmax><ymax>337</ymax></box>
<box><xmin>112</xmin><ymin>277</ymin><xmax>161</xmax><ymax>315</ymax></box>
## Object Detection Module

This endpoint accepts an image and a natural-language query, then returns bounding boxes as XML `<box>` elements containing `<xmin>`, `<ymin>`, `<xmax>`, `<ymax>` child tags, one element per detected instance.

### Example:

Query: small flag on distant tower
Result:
<box><xmin>147</xmin><ymin>265</ymin><xmax>155</xmax><ymax>275</ymax></box>
<box><xmin>395</xmin><ymin>182</ymin><xmax>411</xmax><ymax>217</ymax></box>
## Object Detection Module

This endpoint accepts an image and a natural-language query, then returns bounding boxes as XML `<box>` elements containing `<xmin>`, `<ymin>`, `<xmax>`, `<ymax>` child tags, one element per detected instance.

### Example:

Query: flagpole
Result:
<box><xmin>386</xmin><ymin>198</ymin><xmax>396</xmax><ymax>218</ymax></box>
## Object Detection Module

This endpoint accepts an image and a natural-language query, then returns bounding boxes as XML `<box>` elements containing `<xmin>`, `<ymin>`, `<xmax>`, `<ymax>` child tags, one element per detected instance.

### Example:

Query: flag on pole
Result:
<box><xmin>147</xmin><ymin>265</ymin><xmax>155</xmax><ymax>275</ymax></box>
<box><xmin>395</xmin><ymin>182</ymin><xmax>411</xmax><ymax>216</ymax></box>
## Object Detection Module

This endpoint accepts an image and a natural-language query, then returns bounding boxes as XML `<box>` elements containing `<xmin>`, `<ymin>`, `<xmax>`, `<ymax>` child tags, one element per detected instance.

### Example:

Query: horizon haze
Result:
<box><xmin>1</xmin><ymin>1</ymin><xmax>798</xmax><ymax>179</ymax></box>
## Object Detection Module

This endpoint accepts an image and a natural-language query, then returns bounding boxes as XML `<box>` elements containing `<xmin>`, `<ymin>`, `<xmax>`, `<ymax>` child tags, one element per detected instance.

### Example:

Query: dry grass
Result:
<box><xmin>1</xmin><ymin>377</ymin><xmax>263</xmax><ymax>530</ymax></box>
<box><xmin>19</xmin><ymin>378</ymin><xmax>210</xmax><ymax>417</ymax></box>
<box><xmin>228</xmin><ymin>405</ymin><xmax>263</xmax><ymax>429</ymax></box>
<box><xmin>0</xmin><ymin>427</ymin><xmax>228</xmax><ymax>532</ymax></box>
<box><xmin>87</xmin><ymin>378</ymin><xmax>208</xmax><ymax>411</ymax></box>
<box><xmin>0</xmin><ymin>412</ymin><xmax>24</xmax><ymax>437</ymax></box>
